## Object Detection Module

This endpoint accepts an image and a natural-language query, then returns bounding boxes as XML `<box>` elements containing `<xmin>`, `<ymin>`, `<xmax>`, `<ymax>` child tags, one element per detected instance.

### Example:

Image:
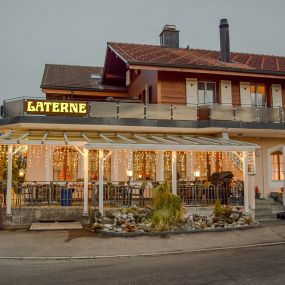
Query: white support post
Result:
<box><xmin>172</xmin><ymin>151</ymin><xmax>177</xmax><ymax>195</ymax></box>
<box><xmin>243</xmin><ymin>151</ymin><xmax>249</xmax><ymax>213</ymax></box>
<box><xmin>156</xmin><ymin>151</ymin><xmax>164</xmax><ymax>182</ymax></box>
<box><xmin>111</xmin><ymin>150</ymin><xmax>119</xmax><ymax>182</ymax></box>
<box><xmin>249</xmin><ymin>174</ymin><xmax>256</xmax><ymax>217</ymax></box>
<box><xmin>83</xmin><ymin>148</ymin><xmax>89</xmax><ymax>216</ymax></box>
<box><xmin>6</xmin><ymin>145</ymin><xmax>13</xmax><ymax>216</ymax></box>
<box><xmin>98</xmin><ymin>149</ymin><xmax>104</xmax><ymax>216</ymax></box>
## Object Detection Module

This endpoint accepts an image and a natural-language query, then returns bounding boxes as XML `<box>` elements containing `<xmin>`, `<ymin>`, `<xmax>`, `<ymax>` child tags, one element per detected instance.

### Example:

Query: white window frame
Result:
<box><xmin>250</xmin><ymin>83</ymin><xmax>267</xmax><ymax>107</ymax></box>
<box><xmin>197</xmin><ymin>81</ymin><xmax>216</xmax><ymax>105</ymax></box>
<box><xmin>268</xmin><ymin>145</ymin><xmax>284</xmax><ymax>188</ymax></box>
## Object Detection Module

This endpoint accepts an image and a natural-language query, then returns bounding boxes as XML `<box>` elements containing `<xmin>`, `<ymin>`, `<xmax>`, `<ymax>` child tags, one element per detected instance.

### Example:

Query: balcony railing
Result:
<box><xmin>1</xmin><ymin>98</ymin><xmax>284</xmax><ymax>124</ymax></box>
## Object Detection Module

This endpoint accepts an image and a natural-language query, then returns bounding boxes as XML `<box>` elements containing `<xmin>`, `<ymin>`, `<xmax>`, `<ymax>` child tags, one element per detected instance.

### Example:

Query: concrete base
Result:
<box><xmin>5</xmin><ymin>206</ymin><xmax>94</xmax><ymax>226</ymax></box>
<box><xmin>4</xmin><ymin>214</ymin><xmax>13</xmax><ymax>226</ymax></box>
<box><xmin>81</xmin><ymin>214</ymin><xmax>91</xmax><ymax>225</ymax></box>
<box><xmin>185</xmin><ymin>206</ymin><xmax>214</xmax><ymax>217</ymax></box>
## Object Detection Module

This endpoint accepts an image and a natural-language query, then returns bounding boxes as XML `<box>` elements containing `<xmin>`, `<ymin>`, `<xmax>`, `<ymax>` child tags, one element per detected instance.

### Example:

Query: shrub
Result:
<box><xmin>214</xmin><ymin>200</ymin><xmax>224</xmax><ymax>217</ymax></box>
<box><xmin>224</xmin><ymin>205</ymin><xmax>233</xmax><ymax>218</ymax></box>
<box><xmin>151</xmin><ymin>183</ymin><xmax>183</xmax><ymax>231</ymax></box>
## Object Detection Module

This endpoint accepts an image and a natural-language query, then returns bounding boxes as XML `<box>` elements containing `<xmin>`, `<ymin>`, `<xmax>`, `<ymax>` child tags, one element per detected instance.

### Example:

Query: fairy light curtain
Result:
<box><xmin>89</xmin><ymin>150</ymin><xmax>111</xmax><ymax>181</ymax></box>
<box><xmin>53</xmin><ymin>147</ymin><xmax>78</xmax><ymax>181</ymax></box>
<box><xmin>0</xmin><ymin>145</ymin><xmax>27</xmax><ymax>182</ymax></box>
<box><xmin>133</xmin><ymin>151</ymin><xmax>156</xmax><ymax>181</ymax></box>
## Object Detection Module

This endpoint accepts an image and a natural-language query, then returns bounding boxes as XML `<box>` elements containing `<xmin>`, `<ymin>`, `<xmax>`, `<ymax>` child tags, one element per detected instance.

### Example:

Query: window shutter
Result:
<box><xmin>220</xmin><ymin>80</ymin><xmax>232</xmax><ymax>105</ymax></box>
<box><xmin>126</xmin><ymin>70</ymin><xmax>130</xmax><ymax>86</ymax></box>
<box><xmin>186</xmin><ymin>78</ymin><xmax>198</xmax><ymax>105</ymax></box>
<box><xmin>271</xmin><ymin>84</ymin><xmax>282</xmax><ymax>108</ymax></box>
<box><xmin>240</xmin><ymin>82</ymin><xmax>251</xmax><ymax>106</ymax></box>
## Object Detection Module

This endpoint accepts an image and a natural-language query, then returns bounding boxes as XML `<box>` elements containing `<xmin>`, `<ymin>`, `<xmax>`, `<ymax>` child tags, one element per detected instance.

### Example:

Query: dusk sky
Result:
<box><xmin>1</xmin><ymin>0</ymin><xmax>285</xmax><ymax>103</ymax></box>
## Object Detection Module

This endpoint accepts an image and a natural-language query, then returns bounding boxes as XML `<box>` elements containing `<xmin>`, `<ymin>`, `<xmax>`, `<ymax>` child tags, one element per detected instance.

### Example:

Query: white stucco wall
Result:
<box><xmin>232</xmin><ymin>137</ymin><xmax>285</xmax><ymax>197</ymax></box>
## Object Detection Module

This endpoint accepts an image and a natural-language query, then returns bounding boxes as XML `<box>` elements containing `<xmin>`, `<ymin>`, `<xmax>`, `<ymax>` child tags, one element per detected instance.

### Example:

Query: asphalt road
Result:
<box><xmin>0</xmin><ymin>244</ymin><xmax>285</xmax><ymax>285</ymax></box>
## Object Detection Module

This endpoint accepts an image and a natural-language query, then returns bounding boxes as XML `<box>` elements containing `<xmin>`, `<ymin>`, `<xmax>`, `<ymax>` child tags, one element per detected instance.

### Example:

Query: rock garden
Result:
<box><xmin>92</xmin><ymin>183</ymin><xmax>257</xmax><ymax>235</ymax></box>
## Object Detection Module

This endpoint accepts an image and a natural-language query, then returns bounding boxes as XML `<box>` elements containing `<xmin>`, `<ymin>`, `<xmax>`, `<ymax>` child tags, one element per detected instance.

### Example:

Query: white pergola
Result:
<box><xmin>0</xmin><ymin>130</ymin><xmax>259</xmax><ymax>217</ymax></box>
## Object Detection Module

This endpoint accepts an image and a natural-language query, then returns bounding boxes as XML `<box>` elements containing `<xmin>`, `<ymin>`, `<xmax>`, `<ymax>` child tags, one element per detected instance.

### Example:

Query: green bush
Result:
<box><xmin>214</xmin><ymin>200</ymin><xmax>224</xmax><ymax>217</ymax></box>
<box><xmin>151</xmin><ymin>183</ymin><xmax>183</xmax><ymax>231</ymax></box>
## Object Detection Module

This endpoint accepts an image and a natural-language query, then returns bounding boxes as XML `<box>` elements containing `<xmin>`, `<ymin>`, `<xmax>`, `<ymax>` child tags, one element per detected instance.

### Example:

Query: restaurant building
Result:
<box><xmin>1</xmin><ymin>19</ymin><xmax>284</xmax><ymax>225</ymax></box>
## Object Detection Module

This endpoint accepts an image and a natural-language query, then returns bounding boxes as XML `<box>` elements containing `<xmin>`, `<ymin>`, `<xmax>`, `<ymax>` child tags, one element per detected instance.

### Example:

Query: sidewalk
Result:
<box><xmin>0</xmin><ymin>221</ymin><xmax>285</xmax><ymax>258</ymax></box>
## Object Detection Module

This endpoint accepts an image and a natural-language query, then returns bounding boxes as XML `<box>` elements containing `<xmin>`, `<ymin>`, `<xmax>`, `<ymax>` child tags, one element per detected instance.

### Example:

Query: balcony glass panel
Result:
<box><xmin>172</xmin><ymin>105</ymin><xmax>197</xmax><ymax>120</ymax></box>
<box><xmin>119</xmin><ymin>103</ymin><xmax>144</xmax><ymax>119</ymax></box>
<box><xmin>89</xmin><ymin>102</ymin><xmax>117</xmax><ymax>118</ymax></box>
<box><xmin>258</xmin><ymin>107</ymin><xmax>281</xmax><ymax>123</ymax></box>
<box><xmin>146</xmin><ymin>104</ymin><xmax>171</xmax><ymax>120</ymax></box>
<box><xmin>210</xmin><ymin>104</ymin><xmax>234</xmax><ymax>121</ymax></box>
<box><xmin>235</xmin><ymin>106</ymin><xmax>257</xmax><ymax>122</ymax></box>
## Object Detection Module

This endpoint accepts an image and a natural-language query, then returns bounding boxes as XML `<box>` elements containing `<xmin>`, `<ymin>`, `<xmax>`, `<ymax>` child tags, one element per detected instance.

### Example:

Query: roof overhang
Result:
<box><xmin>128</xmin><ymin>63</ymin><xmax>285</xmax><ymax>79</ymax></box>
<box><xmin>0</xmin><ymin>130</ymin><xmax>259</xmax><ymax>152</ymax></box>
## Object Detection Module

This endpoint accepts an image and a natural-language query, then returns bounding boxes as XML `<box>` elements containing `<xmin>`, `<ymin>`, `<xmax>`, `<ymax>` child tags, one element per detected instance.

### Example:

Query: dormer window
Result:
<box><xmin>90</xmin><ymin>74</ymin><xmax>101</xmax><ymax>80</ymax></box>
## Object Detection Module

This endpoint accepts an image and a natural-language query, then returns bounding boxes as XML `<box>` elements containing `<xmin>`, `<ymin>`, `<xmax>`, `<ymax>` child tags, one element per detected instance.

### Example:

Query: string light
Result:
<box><xmin>0</xmin><ymin>142</ymin><xmax>252</xmax><ymax>183</ymax></box>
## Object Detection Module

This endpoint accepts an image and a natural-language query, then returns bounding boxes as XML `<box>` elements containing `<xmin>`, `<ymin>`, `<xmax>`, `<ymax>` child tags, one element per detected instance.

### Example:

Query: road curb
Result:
<box><xmin>94</xmin><ymin>223</ymin><xmax>260</xmax><ymax>237</ymax></box>
<box><xmin>1</xmin><ymin>241</ymin><xmax>285</xmax><ymax>261</ymax></box>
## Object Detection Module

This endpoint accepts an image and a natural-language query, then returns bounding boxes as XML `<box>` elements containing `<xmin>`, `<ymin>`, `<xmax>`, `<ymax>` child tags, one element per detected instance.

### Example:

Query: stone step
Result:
<box><xmin>271</xmin><ymin>205</ymin><xmax>285</xmax><ymax>214</ymax></box>
<box><xmin>256</xmin><ymin>202</ymin><xmax>278</xmax><ymax>208</ymax></box>
<box><xmin>29</xmin><ymin>222</ymin><xmax>83</xmax><ymax>231</ymax></box>
<box><xmin>255</xmin><ymin>214</ymin><xmax>277</xmax><ymax>220</ymax></box>
<box><xmin>256</xmin><ymin>198</ymin><xmax>274</xmax><ymax>203</ymax></box>
<box><xmin>255</xmin><ymin>208</ymin><xmax>272</xmax><ymax>214</ymax></box>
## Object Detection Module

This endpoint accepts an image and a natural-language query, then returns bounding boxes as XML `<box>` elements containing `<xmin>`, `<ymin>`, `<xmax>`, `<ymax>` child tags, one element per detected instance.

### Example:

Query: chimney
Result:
<box><xmin>159</xmin><ymin>25</ymin><xmax>179</xmax><ymax>48</ymax></box>
<box><xmin>219</xmin><ymin>19</ymin><xmax>230</xmax><ymax>62</ymax></box>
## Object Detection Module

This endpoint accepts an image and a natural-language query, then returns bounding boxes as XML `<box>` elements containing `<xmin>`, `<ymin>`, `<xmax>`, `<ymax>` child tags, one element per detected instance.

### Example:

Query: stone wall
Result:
<box><xmin>4</xmin><ymin>206</ymin><xmax>94</xmax><ymax>226</ymax></box>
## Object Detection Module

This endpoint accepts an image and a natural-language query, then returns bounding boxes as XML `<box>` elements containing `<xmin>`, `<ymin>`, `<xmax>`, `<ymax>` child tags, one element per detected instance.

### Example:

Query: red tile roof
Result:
<box><xmin>41</xmin><ymin>64</ymin><xmax>103</xmax><ymax>90</ymax></box>
<box><xmin>41</xmin><ymin>64</ymin><xmax>127</xmax><ymax>92</ymax></box>
<box><xmin>108</xmin><ymin>42</ymin><xmax>285</xmax><ymax>75</ymax></box>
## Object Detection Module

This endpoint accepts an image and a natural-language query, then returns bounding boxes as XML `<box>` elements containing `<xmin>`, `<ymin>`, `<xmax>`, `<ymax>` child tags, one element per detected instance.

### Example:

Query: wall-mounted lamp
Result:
<box><xmin>19</xmin><ymin>168</ymin><xmax>25</xmax><ymax>178</ymax></box>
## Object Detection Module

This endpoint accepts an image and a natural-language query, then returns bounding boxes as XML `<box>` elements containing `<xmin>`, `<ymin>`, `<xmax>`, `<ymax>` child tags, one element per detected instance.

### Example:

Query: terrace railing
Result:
<box><xmin>2</xmin><ymin>98</ymin><xmax>285</xmax><ymax>124</ymax></box>
<box><xmin>210</xmin><ymin>104</ymin><xmax>283</xmax><ymax>123</ymax></box>
<box><xmin>3</xmin><ymin>179</ymin><xmax>244</xmax><ymax>209</ymax></box>
<box><xmin>10</xmin><ymin>181</ymin><xmax>96</xmax><ymax>207</ymax></box>
<box><xmin>93</xmin><ymin>181</ymin><xmax>153</xmax><ymax>208</ymax></box>
<box><xmin>177</xmin><ymin>181</ymin><xmax>244</xmax><ymax>207</ymax></box>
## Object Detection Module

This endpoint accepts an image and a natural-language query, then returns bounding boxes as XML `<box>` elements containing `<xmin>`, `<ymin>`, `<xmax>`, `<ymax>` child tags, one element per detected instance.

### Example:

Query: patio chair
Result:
<box><xmin>131</xmin><ymin>181</ymin><xmax>147</xmax><ymax>207</ymax></box>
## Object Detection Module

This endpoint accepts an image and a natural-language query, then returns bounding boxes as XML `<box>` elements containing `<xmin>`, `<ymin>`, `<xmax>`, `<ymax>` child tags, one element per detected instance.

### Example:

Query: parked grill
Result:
<box><xmin>210</xmin><ymin>171</ymin><xmax>234</xmax><ymax>186</ymax></box>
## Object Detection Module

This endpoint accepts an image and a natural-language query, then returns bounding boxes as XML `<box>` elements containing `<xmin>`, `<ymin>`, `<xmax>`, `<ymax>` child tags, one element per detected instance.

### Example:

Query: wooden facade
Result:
<box><xmin>127</xmin><ymin>69</ymin><xmax>285</xmax><ymax>108</ymax></box>
<box><xmin>44</xmin><ymin>88</ymin><xmax>128</xmax><ymax>101</ymax></box>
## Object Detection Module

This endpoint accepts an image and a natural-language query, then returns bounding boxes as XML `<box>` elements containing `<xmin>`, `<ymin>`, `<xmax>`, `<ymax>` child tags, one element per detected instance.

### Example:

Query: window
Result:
<box><xmin>133</xmin><ymin>151</ymin><xmax>156</xmax><ymax>180</ymax></box>
<box><xmin>89</xmin><ymin>150</ymin><xmax>111</xmax><ymax>181</ymax></box>
<box><xmin>250</xmin><ymin>84</ymin><xmax>267</xmax><ymax>107</ymax></box>
<box><xmin>198</xmin><ymin>82</ymin><xmax>216</xmax><ymax>105</ymax></box>
<box><xmin>271</xmin><ymin>151</ymin><xmax>284</xmax><ymax>181</ymax></box>
<box><xmin>53</xmin><ymin>148</ymin><xmax>78</xmax><ymax>181</ymax></box>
